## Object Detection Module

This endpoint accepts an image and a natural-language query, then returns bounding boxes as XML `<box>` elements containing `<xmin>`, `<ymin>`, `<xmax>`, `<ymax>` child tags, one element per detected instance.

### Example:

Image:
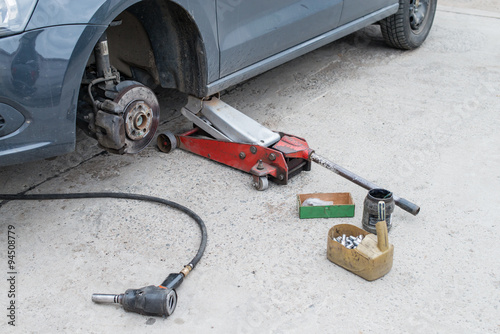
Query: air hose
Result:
<box><xmin>0</xmin><ymin>192</ymin><xmax>207</xmax><ymax>317</ymax></box>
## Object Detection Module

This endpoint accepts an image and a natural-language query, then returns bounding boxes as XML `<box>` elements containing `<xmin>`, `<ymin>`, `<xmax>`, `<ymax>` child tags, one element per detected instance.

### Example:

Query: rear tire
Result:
<box><xmin>380</xmin><ymin>0</ymin><xmax>437</xmax><ymax>50</ymax></box>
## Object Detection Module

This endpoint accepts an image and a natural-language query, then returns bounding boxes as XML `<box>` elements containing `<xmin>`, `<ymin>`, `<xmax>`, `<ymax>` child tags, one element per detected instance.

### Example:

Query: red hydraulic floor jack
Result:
<box><xmin>158</xmin><ymin>96</ymin><xmax>420</xmax><ymax>216</ymax></box>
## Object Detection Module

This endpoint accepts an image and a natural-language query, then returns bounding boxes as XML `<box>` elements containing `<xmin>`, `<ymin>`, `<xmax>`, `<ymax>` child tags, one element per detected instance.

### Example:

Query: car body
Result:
<box><xmin>0</xmin><ymin>0</ymin><xmax>436</xmax><ymax>166</ymax></box>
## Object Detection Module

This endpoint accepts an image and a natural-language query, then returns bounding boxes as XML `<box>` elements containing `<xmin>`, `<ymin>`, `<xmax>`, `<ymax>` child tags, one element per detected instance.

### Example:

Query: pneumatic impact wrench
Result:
<box><xmin>92</xmin><ymin>270</ymin><xmax>186</xmax><ymax>317</ymax></box>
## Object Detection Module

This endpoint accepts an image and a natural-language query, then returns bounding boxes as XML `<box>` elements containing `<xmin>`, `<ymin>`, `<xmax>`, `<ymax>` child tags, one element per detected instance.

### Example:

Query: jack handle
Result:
<box><xmin>309</xmin><ymin>152</ymin><xmax>420</xmax><ymax>216</ymax></box>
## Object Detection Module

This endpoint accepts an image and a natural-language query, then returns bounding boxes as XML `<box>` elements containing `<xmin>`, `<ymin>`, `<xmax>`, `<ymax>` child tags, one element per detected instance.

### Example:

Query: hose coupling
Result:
<box><xmin>181</xmin><ymin>264</ymin><xmax>193</xmax><ymax>277</ymax></box>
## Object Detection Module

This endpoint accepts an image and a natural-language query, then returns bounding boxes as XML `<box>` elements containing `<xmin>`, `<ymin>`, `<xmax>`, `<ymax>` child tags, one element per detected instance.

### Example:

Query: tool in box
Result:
<box><xmin>158</xmin><ymin>96</ymin><xmax>420</xmax><ymax>216</ymax></box>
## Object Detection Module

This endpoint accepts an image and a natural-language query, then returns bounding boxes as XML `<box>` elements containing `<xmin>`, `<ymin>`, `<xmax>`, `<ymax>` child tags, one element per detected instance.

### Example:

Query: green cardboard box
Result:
<box><xmin>298</xmin><ymin>193</ymin><xmax>355</xmax><ymax>219</ymax></box>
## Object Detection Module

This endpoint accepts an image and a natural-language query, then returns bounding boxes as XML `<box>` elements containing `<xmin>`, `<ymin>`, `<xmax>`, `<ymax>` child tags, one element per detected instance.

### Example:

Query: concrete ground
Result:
<box><xmin>1</xmin><ymin>2</ymin><xmax>499</xmax><ymax>333</ymax></box>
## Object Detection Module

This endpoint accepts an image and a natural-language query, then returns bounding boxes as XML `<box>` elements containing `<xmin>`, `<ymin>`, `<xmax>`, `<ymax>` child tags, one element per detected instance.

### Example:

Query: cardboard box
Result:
<box><xmin>297</xmin><ymin>193</ymin><xmax>354</xmax><ymax>219</ymax></box>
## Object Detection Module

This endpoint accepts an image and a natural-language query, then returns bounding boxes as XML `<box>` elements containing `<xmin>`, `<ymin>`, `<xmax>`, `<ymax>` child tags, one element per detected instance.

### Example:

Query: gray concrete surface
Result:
<box><xmin>1</xmin><ymin>3</ymin><xmax>499</xmax><ymax>333</ymax></box>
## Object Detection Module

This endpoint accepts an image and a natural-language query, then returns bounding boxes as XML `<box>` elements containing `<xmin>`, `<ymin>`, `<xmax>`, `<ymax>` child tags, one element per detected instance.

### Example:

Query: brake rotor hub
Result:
<box><xmin>125</xmin><ymin>101</ymin><xmax>154</xmax><ymax>140</ymax></box>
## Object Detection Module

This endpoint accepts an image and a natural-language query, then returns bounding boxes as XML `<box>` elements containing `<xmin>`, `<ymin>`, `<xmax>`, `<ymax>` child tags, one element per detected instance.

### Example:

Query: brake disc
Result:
<box><xmin>114</xmin><ymin>83</ymin><xmax>160</xmax><ymax>154</ymax></box>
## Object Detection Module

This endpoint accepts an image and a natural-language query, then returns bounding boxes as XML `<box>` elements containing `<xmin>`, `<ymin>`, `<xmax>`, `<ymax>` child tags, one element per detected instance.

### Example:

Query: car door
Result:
<box><xmin>216</xmin><ymin>0</ymin><xmax>343</xmax><ymax>77</ymax></box>
<box><xmin>339</xmin><ymin>0</ymin><xmax>397</xmax><ymax>25</ymax></box>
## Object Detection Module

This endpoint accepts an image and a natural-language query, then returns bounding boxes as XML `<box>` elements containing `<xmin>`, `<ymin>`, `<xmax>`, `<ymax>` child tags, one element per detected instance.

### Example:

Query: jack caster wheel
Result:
<box><xmin>253</xmin><ymin>176</ymin><xmax>269</xmax><ymax>191</ymax></box>
<box><xmin>157</xmin><ymin>132</ymin><xmax>178</xmax><ymax>153</ymax></box>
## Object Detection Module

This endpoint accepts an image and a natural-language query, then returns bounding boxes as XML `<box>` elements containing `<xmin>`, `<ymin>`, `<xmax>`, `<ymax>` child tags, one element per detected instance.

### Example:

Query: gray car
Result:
<box><xmin>0</xmin><ymin>0</ymin><xmax>436</xmax><ymax>166</ymax></box>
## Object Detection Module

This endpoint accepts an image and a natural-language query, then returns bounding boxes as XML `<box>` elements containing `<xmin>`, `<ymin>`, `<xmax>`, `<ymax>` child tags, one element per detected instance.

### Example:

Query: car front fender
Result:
<box><xmin>26</xmin><ymin>0</ymin><xmax>142</xmax><ymax>30</ymax></box>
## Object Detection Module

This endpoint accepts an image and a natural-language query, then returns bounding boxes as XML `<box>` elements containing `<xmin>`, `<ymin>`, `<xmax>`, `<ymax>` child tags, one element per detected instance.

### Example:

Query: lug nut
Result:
<box><xmin>334</xmin><ymin>234</ymin><xmax>364</xmax><ymax>250</ymax></box>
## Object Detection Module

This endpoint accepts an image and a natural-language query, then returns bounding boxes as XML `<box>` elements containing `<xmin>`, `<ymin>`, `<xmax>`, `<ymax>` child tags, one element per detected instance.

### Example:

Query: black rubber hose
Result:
<box><xmin>0</xmin><ymin>192</ymin><xmax>207</xmax><ymax>270</ymax></box>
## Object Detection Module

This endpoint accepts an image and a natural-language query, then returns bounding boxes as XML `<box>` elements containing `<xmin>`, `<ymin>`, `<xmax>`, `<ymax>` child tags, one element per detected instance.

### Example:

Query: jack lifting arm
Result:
<box><xmin>309</xmin><ymin>153</ymin><xmax>420</xmax><ymax>216</ymax></box>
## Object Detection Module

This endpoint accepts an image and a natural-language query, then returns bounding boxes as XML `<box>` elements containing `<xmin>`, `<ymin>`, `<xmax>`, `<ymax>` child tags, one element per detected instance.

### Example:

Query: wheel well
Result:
<box><xmin>103</xmin><ymin>0</ymin><xmax>208</xmax><ymax>97</ymax></box>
